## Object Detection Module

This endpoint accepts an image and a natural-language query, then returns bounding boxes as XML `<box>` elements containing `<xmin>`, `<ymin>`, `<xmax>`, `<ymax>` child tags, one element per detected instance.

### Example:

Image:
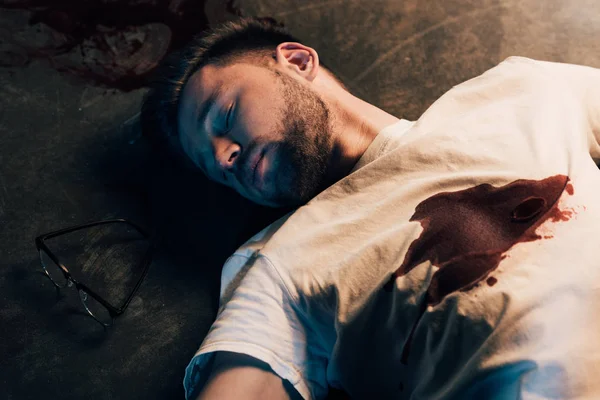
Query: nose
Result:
<box><xmin>214</xmin><ymin>137</ymin><xmax>241</xmax><ymax>172</ymax></box>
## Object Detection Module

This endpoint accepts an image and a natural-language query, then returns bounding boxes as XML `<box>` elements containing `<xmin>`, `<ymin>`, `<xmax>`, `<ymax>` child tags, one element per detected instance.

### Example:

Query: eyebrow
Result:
<box><xmin>194</xmin><ymin>82</ymin><xmax>224</xmax><ymax>175</ymax></box>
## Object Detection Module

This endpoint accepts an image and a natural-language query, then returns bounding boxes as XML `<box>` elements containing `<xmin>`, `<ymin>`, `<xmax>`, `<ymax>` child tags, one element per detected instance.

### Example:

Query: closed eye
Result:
<box><xmin>213</xmin><ymin>103</ymin><xmax>234</xmax><ymax>139</ymax></box>
<box><xmin>225</xmin><ymin>103</ymin><xmax>234</xmax><ymax>132</ymax></box>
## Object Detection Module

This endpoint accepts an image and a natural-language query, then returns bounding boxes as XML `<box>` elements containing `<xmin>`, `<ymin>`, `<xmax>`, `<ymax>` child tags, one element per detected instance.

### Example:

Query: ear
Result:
<box><xmin>275</xmin><ymin>42</ymin><xmax>320</xmax><ymax>82</ymax></box>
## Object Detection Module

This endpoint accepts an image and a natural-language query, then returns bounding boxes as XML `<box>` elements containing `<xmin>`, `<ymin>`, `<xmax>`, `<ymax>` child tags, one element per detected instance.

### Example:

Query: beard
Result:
<box><xmin>267</xmin><ymin>71</ymin><xmax>334</xmax><ymax>207</ymax></box>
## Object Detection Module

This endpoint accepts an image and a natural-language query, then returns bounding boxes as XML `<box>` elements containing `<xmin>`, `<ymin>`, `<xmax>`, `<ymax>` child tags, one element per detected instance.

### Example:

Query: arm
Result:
<box><xmin>197</xmin><ymin>352</ymin><xmax>301</xmax><ymax>400</ymax></box>
<box><xmin>183</xmin><ymin>256</ymin><xmax>330</xmax><ymax>400</ymax></box>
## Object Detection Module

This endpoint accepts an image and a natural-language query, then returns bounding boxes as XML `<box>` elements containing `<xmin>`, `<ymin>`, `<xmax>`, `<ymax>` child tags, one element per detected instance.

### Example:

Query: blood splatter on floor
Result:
<box><xmin>0</xmin><ymin>0</ymin><xmax>242</xmax><ymax>90</ymax></box>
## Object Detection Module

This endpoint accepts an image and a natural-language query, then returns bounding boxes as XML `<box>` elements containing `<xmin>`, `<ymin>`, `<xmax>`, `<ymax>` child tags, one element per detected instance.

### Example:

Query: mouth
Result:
<box><xmin>251</xmin><ymin>146</ymin><xmax>266</xmax><ymax>189</ymax></box>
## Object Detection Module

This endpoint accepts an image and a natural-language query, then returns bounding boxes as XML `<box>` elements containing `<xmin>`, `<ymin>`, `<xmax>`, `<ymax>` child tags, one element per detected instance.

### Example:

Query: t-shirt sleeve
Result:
<box><xmin>183</xmin><ymin>255</ymin><xmax>330</xmax><ymax>400</ymax></box>
<box><xmin>535</xmin><ymin>59</ymin><xmax>600</xmax><ymax>161</ymax></box>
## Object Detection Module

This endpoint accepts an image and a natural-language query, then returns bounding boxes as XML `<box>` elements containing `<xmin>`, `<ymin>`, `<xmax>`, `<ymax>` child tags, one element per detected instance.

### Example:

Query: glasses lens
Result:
<box><xmin>79</xmin><ymin>289</ymin><xmax>113</xmax><ymax>326</ymax></box>
<box><xmin>45</xmin><ymin>221</ymin><xmax>150</xmax><ymax>309</ymax></box>
<box><xmin>39</xmin><ymin>249</ymin><xmax>68</xmax><ymax>287</ymax></box>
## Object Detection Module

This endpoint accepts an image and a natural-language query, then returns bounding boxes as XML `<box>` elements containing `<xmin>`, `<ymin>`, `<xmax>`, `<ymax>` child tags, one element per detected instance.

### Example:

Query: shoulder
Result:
<box><xmin>413</xmin><ymin>57</ymin><xmax>552</xmax><ymax>132</ymax></box>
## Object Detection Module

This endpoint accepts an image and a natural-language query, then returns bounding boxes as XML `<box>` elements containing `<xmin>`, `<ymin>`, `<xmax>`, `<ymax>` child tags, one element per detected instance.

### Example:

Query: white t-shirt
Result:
<box><xmin>184</xmin><ymin>57</ymin><xmax>600</xmax><ymax>400</ymax></box>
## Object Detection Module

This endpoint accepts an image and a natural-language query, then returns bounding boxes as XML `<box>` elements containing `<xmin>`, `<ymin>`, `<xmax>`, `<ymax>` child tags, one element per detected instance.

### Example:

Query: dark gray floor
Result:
<box><xmin>1</xmin><ymin>0</ymin><xmax>599</xmax><ymax>399</ymax></box>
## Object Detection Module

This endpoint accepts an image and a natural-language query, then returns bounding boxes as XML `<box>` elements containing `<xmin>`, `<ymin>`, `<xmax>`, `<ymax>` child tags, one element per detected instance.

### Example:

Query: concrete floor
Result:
<box><xmin>1</xmin><ymin>0</ymin><xmax>599</xmax><ymax>399</ymax></box>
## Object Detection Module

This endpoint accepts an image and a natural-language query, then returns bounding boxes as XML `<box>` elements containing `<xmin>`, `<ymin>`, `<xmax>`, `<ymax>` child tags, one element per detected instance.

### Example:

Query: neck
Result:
<box><xmin>316</xmin><ymin>73</ymin><xmax>400</xmax><ymax>186</ymax></box>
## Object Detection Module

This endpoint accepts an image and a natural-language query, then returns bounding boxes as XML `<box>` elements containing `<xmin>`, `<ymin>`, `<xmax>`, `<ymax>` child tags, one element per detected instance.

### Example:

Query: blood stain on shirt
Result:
<box><xmin>384</xmin><ymin>174</ymin><xmax>574</xmax><ymax>363</ymax></box>
<box><xmin>566</xmin><ymin>182</ymin><xmax>574</xmax><ymax>195</ymax></box>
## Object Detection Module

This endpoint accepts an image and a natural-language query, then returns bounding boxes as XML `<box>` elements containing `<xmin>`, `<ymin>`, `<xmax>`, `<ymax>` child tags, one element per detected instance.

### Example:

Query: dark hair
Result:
<box><xmin>141</xmin><ymin>17</ymin><xmax>304</xmax><ymax>148</ymax></box>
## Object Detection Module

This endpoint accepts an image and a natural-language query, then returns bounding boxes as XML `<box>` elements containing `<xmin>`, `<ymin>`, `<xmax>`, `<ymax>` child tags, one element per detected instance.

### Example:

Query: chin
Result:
<box><xmin>243</xmin><ymin>190</ymin><xmax>281</xmax><ymax>208</ymax></box>
<box><xmin>252</xmin><ymin>190</ymin><xmax>298</xmax><ymax>209</ymax></box>
<box><xmin>245</xmin><ymin>177</ymin><xmax>312</xmax><ymax>208</ymax></box>
<box><xmin>257</xmin><ymin>198</ymin><xmax>283</xmax><ymax>208</ymax></box>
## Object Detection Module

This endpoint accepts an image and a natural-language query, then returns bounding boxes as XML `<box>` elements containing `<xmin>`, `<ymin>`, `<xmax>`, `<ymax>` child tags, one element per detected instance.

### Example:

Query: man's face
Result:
<box><xmin>177</xmin><ymin>62</ymin><xmax>333</xmax><ymax>207</ymax></box>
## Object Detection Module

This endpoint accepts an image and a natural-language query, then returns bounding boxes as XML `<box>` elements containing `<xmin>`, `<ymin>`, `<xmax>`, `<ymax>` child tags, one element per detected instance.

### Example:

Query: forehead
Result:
<box><xmin>179</xmin><ymin>62</ymin><xmax>267</xmax><ymax>122</ymax></box>
<box><xmin>179</xmin><ymin>61</ymin><xmax>278</xmax><ymax>117</ymax></box>
<box><xmin>177</xmin><ymin>64</ymin><xmax>224</xmax><ymax>168</ymax></box>
<box><xmin>178</xmin><ymin>63</ymin><xmax>220</xmax><ymax>136</ymax></box>
<box><xmin>177</xmin><ymin>63</ymin><xmax>266</xmax><ymax>137</ymax></box>
<box><xmin>176</xmin><ymin>63</ymin><xmax>277</xmax><ymax>161</ymax></box>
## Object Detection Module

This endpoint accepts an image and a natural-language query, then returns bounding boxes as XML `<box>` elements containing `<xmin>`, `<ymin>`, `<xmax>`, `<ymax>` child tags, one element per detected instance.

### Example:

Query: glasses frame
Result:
<box><xmin>34</xmin><ymin>218</ymin><xmax>153</xmax><ymax>327</ymax></box>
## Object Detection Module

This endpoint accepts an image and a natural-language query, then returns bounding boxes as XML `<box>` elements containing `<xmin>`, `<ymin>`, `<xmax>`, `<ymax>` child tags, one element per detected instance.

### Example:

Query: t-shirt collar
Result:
<box><xmin>350</xmin><ymin>119</ymin><xmax>413</xmax><ymax>173</ymax></box>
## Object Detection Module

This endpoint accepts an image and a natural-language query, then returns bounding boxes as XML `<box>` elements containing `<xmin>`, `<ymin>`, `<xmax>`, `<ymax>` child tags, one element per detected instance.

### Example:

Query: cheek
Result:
<box><xmin>239</xmin><ymin>103</ymin><xmax>282</xmax><ymax>141</ymax></box>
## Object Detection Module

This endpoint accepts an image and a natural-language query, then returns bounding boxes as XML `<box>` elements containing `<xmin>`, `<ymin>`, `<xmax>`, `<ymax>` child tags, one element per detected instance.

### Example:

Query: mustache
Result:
<box><xmin>235</xmin><ymin>140</ymin><xmax>261</xmax><ymax>185</ymax></box>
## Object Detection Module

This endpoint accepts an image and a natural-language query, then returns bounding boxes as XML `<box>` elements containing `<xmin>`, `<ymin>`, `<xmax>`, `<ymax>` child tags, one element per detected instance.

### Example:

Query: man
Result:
<box><xmin>142</xmin><ymin>17</ymin><xmax>600</xmax><ymax>400</ymax></box>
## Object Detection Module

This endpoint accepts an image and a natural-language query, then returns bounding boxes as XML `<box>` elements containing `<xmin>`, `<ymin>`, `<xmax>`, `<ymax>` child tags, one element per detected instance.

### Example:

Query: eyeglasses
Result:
<box><xmin>34</xmin><ymin>219</ymin><xmax>153</xmax><ymax>327</ymax></box>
